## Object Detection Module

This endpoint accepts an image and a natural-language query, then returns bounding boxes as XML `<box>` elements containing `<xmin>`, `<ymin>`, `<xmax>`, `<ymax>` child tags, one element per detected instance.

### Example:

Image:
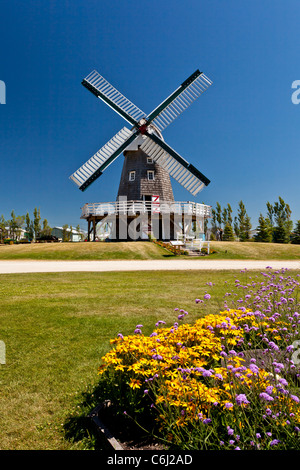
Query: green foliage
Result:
<box><xmin>33</xmin><ymin>207</ymin><xmax>41</xmax><ymax>240</ymax></box>
<box><xmin>222</xmin><ymin>223</ymin><xmax>235</xmax><ymax>241</ymax></box>
<box><xmin>266</xmin><ymin>197</ymin><xmax>293</xmax><ymax>244</ymax></box>
<box><xmin>255</xmin><ymin>214</ymin><xmax>273</xmax><ymax>243</ymax></box>
<box><xmin>237</xmin><ymin>200</ymin><xmax>252</xmax><ymax>241</ymax></box>
<box><xmin>62</xmin><ymin>224</ymin><xmax>71</xmax><ymax>242</ymax></box>
<box><xmin>291</xmin><ymin>220</ymin><xmax>300</xmax><ymax>244</ymax></box>
<box><xmin>41</xmin><ymin>219</ymin><xmax>52</xmax><ymax>237</ymax></box>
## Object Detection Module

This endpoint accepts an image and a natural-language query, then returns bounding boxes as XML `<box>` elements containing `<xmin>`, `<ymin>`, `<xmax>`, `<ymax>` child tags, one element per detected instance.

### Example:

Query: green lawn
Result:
<box><xmin>0</xmin><ymin>269</ymin><xmax>258</xmax><ymax>450</ymax></box>
<box><xmin>0</xmin><ymin>240</ymin><xmax>299</xmax><ymax>260</ymax></box>
<box><xmin>0</xmin><ymin>241</ymin><xmax>169</xmax><ymax>260</ymax></box>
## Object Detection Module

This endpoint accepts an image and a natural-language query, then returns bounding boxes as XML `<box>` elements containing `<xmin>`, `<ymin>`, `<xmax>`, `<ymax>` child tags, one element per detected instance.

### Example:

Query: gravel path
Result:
<box><xmin>0</xmin><ymin>259</ymin><xmax>299</xmax><ymax>273</ymax></box>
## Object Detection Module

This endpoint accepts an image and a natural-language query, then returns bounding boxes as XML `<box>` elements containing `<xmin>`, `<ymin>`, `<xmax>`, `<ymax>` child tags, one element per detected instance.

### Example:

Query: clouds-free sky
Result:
<box><xmin>1</xmin><ymin>0</ymin><xmax>299</xmax><ymax>230</ymax></box>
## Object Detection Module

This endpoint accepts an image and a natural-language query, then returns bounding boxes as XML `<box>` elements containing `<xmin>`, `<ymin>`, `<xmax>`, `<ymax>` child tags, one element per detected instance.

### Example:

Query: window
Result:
<box><xmin>147</xmin><ymin>157</ymin><xmax>153</xmax><ymax>164</ymax></box>
<box><xmin>147</xmin><ymin>170</ymin><xmax>155</xmax><ymax>181</ymax></box>
<box><xmin>129</xmin><ymin>171</ymin><xmax>135</xmax><ymax>181</ymax></box>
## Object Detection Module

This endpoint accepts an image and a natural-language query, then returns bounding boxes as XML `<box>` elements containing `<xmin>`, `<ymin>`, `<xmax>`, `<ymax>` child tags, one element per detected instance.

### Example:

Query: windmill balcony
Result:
<box><xmin>80</xmin><ymin>200</ymin><xmax>212</xmax><ymax>219</ymax></box>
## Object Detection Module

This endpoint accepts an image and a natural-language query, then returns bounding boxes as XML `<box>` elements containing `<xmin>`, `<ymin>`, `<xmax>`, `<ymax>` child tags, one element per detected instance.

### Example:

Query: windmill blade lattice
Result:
<box><xmin>71</xmin><ymin>68</ymin><xmax>212</xmax><ymax>194</ymax></box>
<box><xmin>140</xmin><ymin>134</ymin><xmax>210</xmax><ymax>196</ymax></box>
<box><xmin>70</xmin><ymin>127</ymin><xmax>138</xmax><ymax>191</ymax></box>
<box><xmin>146</xmin><ymin>70</ymin><xmax>212</xmax><ymax>132</ymax></box>
<box><xmin>82</xmin><ymin>70</ymin><xmax>146</xmax><ymax>126</ymax></box>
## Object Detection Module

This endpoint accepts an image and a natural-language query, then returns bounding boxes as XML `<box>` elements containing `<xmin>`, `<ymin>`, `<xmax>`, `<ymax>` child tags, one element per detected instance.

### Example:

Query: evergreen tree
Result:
<box><xmin>223</xmin><ymin>223</ymin><xmax>235</xmax><ymax>241</ymax></box>
<box><xmin>291</xmin><ymin>220</ymin><xmax>300</xmax><ymax>244</ymax></box>
<box><xmin>255</xmin><ymin>214</ymin><xmax>272</xmax><ymax>242</ymax></box>
<box><xmin>237</xmin><ymin>200</ymin><xmax>252</xmax><ymax>241</ymax></box>
<box><xmin>272</xmin><ymin>197</ymin><xmax>292</xmax><ymax>243</ymax></box>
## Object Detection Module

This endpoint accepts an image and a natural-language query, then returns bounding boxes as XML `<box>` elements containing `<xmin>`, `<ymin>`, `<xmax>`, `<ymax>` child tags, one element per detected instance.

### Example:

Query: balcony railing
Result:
<box><xmin>81</xmin><ymin>200</ymin><xmax>212</xmax><ymax>219</ymax></box>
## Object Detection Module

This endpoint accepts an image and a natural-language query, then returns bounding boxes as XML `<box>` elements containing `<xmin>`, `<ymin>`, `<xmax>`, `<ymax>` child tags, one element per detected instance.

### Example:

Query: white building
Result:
<box><xmin>51</xmin><ymin>227</ymin><xmax>85</xmax><ymax>242</ymax></box>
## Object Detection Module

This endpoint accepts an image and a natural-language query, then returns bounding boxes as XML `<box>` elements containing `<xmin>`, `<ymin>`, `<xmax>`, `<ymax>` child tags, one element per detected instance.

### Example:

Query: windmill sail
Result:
<box><xmin>82</xmin><ymin>70</ymin><xmax>146</xmax><ymax>126</ymax></box>
<box><xmin>70</xmin><ymin>127</ymin><xmax>138</xmax><ymax>191</ymax></box>
<box><xmin>140</xmin><ymin>134</ymin><xmax>210</xmax><ymax>196</ymax></box>
<box><xmin>146</xmin><ymin>70</ymin><xmax>212</xmax><ymax>132</ymax></box>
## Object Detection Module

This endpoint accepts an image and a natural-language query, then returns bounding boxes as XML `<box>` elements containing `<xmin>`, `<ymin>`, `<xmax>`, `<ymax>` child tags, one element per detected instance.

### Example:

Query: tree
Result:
<box><xmin>15</xmin><ymin>215</ymin><xmax>25</xmax><ymax>240</ymax></box>
<box><xmin>223</xmin><ymin>223</ymin><xmax>235</xmax><ymax>241</ymax></box>
<box><xmin>255</xmin><ymin>214</ymin><xmax>273</xmax><ymax>243</ymax></box>
<box><xmin>0</xmin><ymin>215</ymin><xmax>7</xmax><ymax>242</ymax></box>
<box><xmin>233</xmin><ymin>216</ymin><xmax>240</xmax><ymax>239</ymax></box>
<box><xmin>215</xmin><ymin>202</ymin><xmax>222</xmax><ymax>227</ymax></box>
<box><xmin>237</xmin><ymin>200</ymin><xmax>252</xmax><ymax>241</ymax></box>
<box><xmin>266</xmin><ymin>202</ymin><xmax>274</xmax><ymax>229</ymax></box>
<box><xmin>33</xmin><ymin>207</ymin><xmax>41</xmax><ymax>240</ymax></box>
<box><xmin>9</xmin><ymin>210</ymin><xmax>18</xmax><ymax>240</ymax></box>
<box><xmin>272</xmin><ymin>197</ymin><xmax>293</xmax><ymax>243</ymax></box>
<box><xmin>41</xmin><ymin>219</ymin><xmax>52</xmax><ymax>237</ymax></box>
<box><xmin>76</xmin><ymin>224</ymin><xmax>84</xmax><ymax>241</ymax></box>
<box><xmin>25</xmin><ymin>212</ymin><xmax>34</xmax><ymax>241</ymax></box>
<box><xmin>291</xmin><ymin>220</ymin><xmax>300</xmax><ymax>244</ymax></box>
<box><xmin>62</xmin><ymin>224</ymin><xmax>70</xmax><ymax>242</ymax></box>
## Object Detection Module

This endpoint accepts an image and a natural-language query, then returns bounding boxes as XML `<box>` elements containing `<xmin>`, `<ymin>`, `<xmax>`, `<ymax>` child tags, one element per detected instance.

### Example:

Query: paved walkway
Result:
<box><xmin>0</xmin><ymin>259</ymin><xmax>299</xmax><ymax>273</ymax></box>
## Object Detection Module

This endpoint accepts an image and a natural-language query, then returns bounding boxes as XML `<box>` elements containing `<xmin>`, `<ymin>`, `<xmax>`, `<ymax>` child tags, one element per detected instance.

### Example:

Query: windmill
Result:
<box><xmin>70</xmin><ymin>69</ymin><xmax>213</xmax><ymax>241</ymax></box>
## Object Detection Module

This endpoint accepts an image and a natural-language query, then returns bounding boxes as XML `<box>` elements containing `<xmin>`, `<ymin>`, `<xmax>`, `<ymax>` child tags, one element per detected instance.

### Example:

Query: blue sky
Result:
<box><xmin>0</xmin><ymin>0</ymin><xmax>299</xmax><ymax>231</ymax></box>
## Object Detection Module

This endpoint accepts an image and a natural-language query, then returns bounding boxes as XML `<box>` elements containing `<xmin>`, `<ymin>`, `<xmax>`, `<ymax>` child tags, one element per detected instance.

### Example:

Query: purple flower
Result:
<box><xmin>227</xmin><ymin>426</ymin><xmax>234</xmax><ymax>435</ymax></box>
<box><xmin>270</xmin><ymin>439</ymin><xmax>280</xmax><ymax>446</ymax></box>
<box><xmin>235</xmin><ymin>394</ymin><xmax>250</xmax><ymax>406</ymax></box>
<box><xmin>203</xmin><ymin>418</ymin><xmax>212</xmax><ymax>424</ymax></box>
<box><xmin>259</xmin><ymin>392</ymin><xmax>274</xmax><ymax>402</ymax></box>
<box><xmin>290</xmin><ymin>394</ymin><xmax>300</xmax><ymax>403</ymax></box>
<box><xmin>117</xmin><ymin>333</ymin><xmax>124</xmax><ymax>339</ymax></box>
<box><xmin>202</xmin><ymin>370</ymin><xmax>213</xmax><ymax>377</ymax></box>
<box><xmin>204</xmin><ymin>294</ymin><xmax>211</xmax><ymax>300</ymax></box>
<box><xmin>152</xmin><ymin>354</ymin><xmax>163</xmax><ymax>360</ymax></box>
<box><xmin>144</xmin><ymin>389</ymin><xmax>149</xmax><ymax>394</ymax></box>
<box><xmin>249</xmin><ymin>364</ymin><xmax>259</xmax><ymax>374</ymax></box>
<box><xmin>134</xmin><ymin>328</ymin><xmax>142</xmax><ymax>334</ymax></box>
<box><xmin>265</xmin><ymin>385</ymin><xmax>274</xmax><ymax>395</ymax></box>
<box><xmin>225</xmin><ymin>402</ymin><xmax>233</xmax><ymax>409</ymax></box>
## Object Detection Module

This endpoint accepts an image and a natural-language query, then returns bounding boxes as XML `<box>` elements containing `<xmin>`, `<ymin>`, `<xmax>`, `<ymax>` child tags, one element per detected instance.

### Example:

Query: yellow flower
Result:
<box><xmin>129</xmin><ymin>378</ymin><xmax>142</xmax><ymax>389</ymax></box>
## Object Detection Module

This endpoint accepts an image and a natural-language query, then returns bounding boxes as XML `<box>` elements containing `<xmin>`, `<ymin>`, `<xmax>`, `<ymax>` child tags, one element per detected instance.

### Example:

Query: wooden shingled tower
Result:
<box><xmin>70</xmin><ymin>69</ymin><xmax>213</xmax><ymax>240</ymax></box>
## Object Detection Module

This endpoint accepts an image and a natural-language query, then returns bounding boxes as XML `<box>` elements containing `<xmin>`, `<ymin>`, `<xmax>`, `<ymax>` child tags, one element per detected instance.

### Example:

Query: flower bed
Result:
<box><xmin>97</xmin><ymin>267</ymin><xmax>300</xmax><ymax>450</ymax></box>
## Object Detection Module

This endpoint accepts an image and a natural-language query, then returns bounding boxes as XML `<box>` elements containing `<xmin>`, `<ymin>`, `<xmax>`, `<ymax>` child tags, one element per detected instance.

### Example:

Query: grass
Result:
<box><xmin>0</xmin><ymin>268</ymin><xmax>268</xmax><ymax>450</ymax></box>
<box><xmin>0</xmin><ymin>240</ymin><xmax>299</xmax><ymax>260</ymax></box>
<box><xmin>0</xmin><ymin>241</ymin><xmax>170</xmax><ymax>260</ymax></box>
<box><xmin>208</xmin><ymin>241</ymin><xmax>300</xmax><ymax>260</ymax></box>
